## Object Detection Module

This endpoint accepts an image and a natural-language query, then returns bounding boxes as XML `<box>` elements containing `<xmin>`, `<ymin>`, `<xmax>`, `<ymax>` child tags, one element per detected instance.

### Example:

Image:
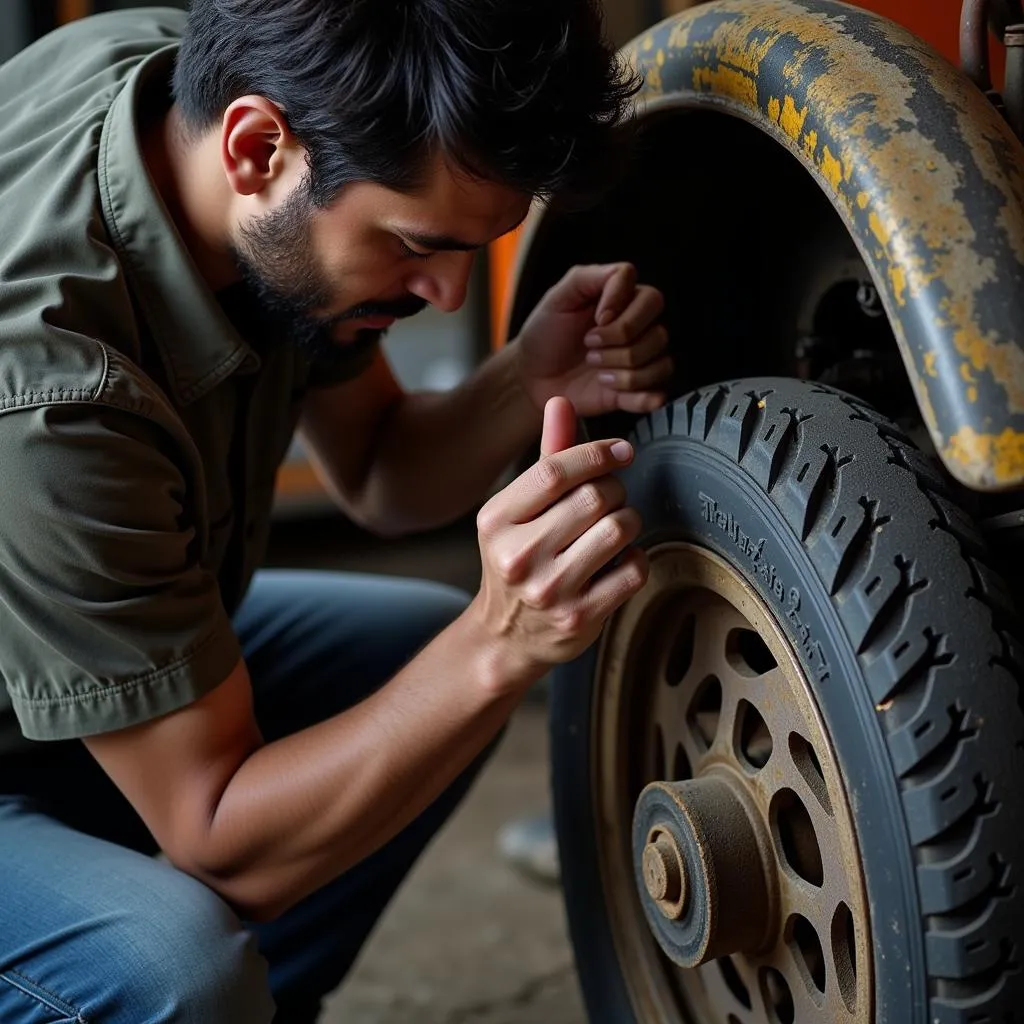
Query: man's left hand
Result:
<box><xmin>515</xmin><ymin>262</ymin><xmax>672</xmax><ymax>417</ymax></box>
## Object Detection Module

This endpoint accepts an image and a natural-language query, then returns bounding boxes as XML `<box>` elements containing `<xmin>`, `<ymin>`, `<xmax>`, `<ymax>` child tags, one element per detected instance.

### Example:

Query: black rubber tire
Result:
<box><xmin>552</xmin><ymin>377</ymin><xmax>1024</xmax><ymax>1023</ymax></box>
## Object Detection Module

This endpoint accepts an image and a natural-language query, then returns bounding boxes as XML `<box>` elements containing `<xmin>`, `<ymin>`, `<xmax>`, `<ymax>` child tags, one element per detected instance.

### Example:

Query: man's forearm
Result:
<box><xmin>190</xmin><ymin>608</ymin><xmax>533</xmax><ymax>920</ymax></box>
<box><xmin>359</xmin><ymin>341</ymin><xmax>541</xmax><ymax>535</ymax></box>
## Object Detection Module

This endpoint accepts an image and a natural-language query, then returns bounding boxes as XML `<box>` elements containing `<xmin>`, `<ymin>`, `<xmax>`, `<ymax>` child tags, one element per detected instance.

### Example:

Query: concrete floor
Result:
<box><xmin>320</xmin><ymin>705</ymin><xmax>587</xmax><ymax>1024</ymax></box>
<box><xmin>265</xmin><ymin>516</ymin><xmax>589</xmax><ymax>1024</ymax></box>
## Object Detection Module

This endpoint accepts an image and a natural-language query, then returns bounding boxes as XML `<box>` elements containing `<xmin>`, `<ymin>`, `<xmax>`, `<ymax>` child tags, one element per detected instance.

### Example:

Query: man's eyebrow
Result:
<box><xmin>401</xmin><ymin>231</ymin><xmax>481</xmax><ymax>253</ymax></box>
<box><xmin>401</xmin><ymin>211</ymin><xmax>531</xmax><ymax>253</ymax></box>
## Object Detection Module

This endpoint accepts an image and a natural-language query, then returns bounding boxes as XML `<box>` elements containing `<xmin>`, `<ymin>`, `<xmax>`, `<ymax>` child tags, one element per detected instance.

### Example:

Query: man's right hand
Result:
<box><xmin>470</xmin><ymin>396</ymin><xmax>649</xmax><ymax>688</ymax></box>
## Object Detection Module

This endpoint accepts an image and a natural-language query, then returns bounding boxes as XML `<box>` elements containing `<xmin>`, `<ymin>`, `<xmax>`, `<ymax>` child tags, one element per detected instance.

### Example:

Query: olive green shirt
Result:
<box><xmin>0</xmin><ymin>9</ymin><xmax>375</xmax><ymax>757</ymax></box>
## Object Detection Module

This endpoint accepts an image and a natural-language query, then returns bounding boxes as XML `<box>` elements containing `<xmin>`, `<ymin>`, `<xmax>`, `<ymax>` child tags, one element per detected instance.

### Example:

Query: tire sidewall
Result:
<box><xmin>552</xmin><ymin>433</ymin><xmax>923</xmax><ymax>1023</ymax></box>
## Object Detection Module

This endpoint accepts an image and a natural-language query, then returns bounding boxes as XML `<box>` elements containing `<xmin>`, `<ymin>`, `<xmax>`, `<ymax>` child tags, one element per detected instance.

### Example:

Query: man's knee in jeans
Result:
<box><xmin>88</xmin><ymin>870</ymin><xmax>274</xmax><ymax>1024</ymax></box>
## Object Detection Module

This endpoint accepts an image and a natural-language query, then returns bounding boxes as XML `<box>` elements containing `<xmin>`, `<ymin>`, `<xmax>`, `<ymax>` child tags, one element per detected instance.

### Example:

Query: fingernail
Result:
<box><xmin>598</xmin><ymin>372</ymin><xmax>616</xmax><ymax>384</ymax></box>
<box><xmin>597</xmin><ymin>309</ymin><xmax>615</xmax><ymax>326</ymax></box>
<box><xmin>610</xmin><ymin>441</ymin><xmax>632</xmax><ymax>462</ymax></box>
<box><xmin>584</xmin><ymin>332</ymin><xmax>602</xmax><ymax>346</ymax></box>
<box><xmin>586</xmin><ymin>351</ymin><xmax>602</xmax><ymax>365</ymax></box>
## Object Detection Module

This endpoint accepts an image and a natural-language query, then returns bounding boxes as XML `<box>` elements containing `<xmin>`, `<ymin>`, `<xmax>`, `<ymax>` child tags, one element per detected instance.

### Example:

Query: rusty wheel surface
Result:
<box><xmin>550</xmin><ymin>378</ymin><xmax>1024</xmax><ymax>1024</ymax></box>
<box><xmin>595</xmin><ymin>542</ymin><xmax>870</xmax><ymax>1023</ymax></box>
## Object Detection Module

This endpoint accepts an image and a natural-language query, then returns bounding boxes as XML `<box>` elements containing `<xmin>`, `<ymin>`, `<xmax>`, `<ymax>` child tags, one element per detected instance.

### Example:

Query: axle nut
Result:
<box><xmin>643</xmin><ymin>832</ymin><xmax>685</xmax><ymax>908</ymax></box>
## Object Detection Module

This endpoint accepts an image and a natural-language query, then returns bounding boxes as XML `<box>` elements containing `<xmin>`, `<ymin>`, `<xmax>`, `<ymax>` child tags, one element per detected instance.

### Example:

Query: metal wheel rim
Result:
<box><xmin>592</xmin><ymin>542</ymin><xmax>873</xmax><ymax>1023</ymax></box>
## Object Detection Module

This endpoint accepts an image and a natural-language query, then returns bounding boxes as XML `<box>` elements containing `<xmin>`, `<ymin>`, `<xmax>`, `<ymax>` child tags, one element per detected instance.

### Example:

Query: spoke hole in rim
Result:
<box><xmin>672</xmin><ymin>741</ymin><xmax>693</xmax><ymax>781</ymax></box>
<box><xmin>787</xmin><ymin>912</ymin><xmax>827</xmax><ymax>996</ymax></box>
<box><xmin>688</xmin><ymin>675</ymin><xmax>723</xmax><ymax>750</ymax></box>
<box><xmin>738</xmin><ymin>699</ymin><xmax>773</xmax><ymax>771</ymax></box>
<box><xmin>718</xmin><ymin>956</ymin><xmax>751</xmax><ymax>1010</ymax></box>
<box><xmin>759</xmin><ymin>965</ymin><xmax>795</xmax><ymax>1024</ymax></box>
<box><xmin>726</xmin><ymin>627</ymin><xmax>777</xmax><ymax>676</ymax></box>
<box><xmin>789</xmin><ymin>732</ymin><xmax>833</xmax><ymax>816</ymax></box>
<box><xmin>832</xmin><ymin>901</ymin><xmax>858</xmax><ymax>1013</ymax></box>
<box><xmin>772</xmin><ymin>788</ymin><xmax>824</xmax><ymax>887</ymax></box>
<box><xmin>666</xmin><ymin>612</ymin><xmax>697</xmax><ymax>686</ymax></box>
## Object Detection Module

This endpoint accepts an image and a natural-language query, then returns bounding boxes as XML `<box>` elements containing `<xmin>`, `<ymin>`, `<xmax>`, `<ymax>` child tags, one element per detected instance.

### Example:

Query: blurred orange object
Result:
<box><xmin>488</xmin><ymin>225</ymin><xmax>525</xmax><ymax>349</ymax></box>
<box><xmin>853</xmin><ymin>0</ymin><xmax>1004</xmax><ymax>80</ymax></box>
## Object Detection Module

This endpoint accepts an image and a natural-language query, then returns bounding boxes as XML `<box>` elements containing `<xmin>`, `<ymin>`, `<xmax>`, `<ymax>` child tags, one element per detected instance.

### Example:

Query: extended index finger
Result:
<box><xmin>494</xmin><ymin>439</ymin><xmax>635</xmax><ymax>526</ymax></box>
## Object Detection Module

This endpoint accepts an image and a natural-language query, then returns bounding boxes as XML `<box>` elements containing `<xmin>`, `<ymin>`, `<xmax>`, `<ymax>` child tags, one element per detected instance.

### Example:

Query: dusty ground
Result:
<box><xmin>319</xmin><ymin>705</ymin><xmax>588</xmax><ymax>1024</ymax></box>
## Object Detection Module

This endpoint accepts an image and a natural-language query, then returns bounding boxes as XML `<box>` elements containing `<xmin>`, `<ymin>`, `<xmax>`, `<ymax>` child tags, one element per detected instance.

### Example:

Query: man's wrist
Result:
<box><xmin>456</xmin><ymin>594</ymin><xmax>548</xmax><ymax>702</ymax></box>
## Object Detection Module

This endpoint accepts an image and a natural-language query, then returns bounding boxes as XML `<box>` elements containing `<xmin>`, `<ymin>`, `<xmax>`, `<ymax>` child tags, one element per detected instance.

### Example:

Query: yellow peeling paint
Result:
<box><xmin>946</xmin><ymin>426</ymin><xmax>1024</xmax><ymax>486</ymax></box>
<box><xmin>869</xmin><ymin>212</ymin><xmax>890</xmax><ymax>247</ymax></box>
<box><xmin>889</xmin><ymin>265</ymin><xmax>907</xmax><ymax>306</ymax></box>
<box><xmin>820</xmin><ymin>145</ymin><xmax>843</xmax><ymax>191</ymax></box>
<box><xmin>783</xmin><ymin>55</ymin><xmax>807</xmax><ymax>87</ymax></box>
<box><xmin>609</xmin><ymin>0</ymin><xmax>1024</xmax><ymax>474</ymax></box>
<box><xmin>960</xmin><ymin>361</ymin><xmax>977</xmax><ymax>384</ymax></box>
<box><xmin>668</xmin><ymin>22</ymin><xmax>691</xmax><ymax>50</ymax></box>
<box><xmin>780</xmin><ymin>95</ymin><xmax>808</xmax><ymax>140</ymax></box>
<box><xmin>693</xmin><ymin>65</ymin><xmax>758</xmax><ymax>107</ymax></box>
<box><xmin>944</xmin><ymin>297</ymin><xmax>1024</xmax><ymax>414</ymax></box>
<box><xmin>967</xmin><ymin>386</ymin><xmax>978</xmax><ymax>403</ymax></box>
<box><xmin>656</xmin><ymin>48</ymin><xmax>666</xmax><ymax>67</ymax></box>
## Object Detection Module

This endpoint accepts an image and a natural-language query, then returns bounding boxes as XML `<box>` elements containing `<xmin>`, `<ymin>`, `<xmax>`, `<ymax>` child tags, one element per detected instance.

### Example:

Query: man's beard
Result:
<box><xmin>231</xmin><ymin>184</ymin><xmax>428</xmax><ymax>363</ymax></box>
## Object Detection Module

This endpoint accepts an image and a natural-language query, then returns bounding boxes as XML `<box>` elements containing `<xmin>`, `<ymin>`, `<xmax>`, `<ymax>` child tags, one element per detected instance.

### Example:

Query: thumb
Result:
<box><xmin>540</xmin><ymin>397</ymin><xmax>577</xmax><ymax>457</ymax></box>
<box><xmin>549</xmin><ymin>262</ymin><xmax>636</xmax><ymax>314</ymax></box>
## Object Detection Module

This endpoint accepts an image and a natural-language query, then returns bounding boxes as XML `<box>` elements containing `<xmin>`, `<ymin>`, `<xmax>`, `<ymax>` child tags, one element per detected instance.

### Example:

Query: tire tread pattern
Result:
<box><xmin>634</xmin><ymin>378</ymin><xmax>1024</xmax><ymax>1020</ymax></box>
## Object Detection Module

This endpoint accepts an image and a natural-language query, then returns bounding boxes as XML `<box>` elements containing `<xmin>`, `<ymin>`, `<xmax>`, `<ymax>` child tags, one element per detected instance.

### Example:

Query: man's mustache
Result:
<box><xmin>335</xmin><ymin>295</ymin><xmax>430</xmax><ymax>323</ymax></box>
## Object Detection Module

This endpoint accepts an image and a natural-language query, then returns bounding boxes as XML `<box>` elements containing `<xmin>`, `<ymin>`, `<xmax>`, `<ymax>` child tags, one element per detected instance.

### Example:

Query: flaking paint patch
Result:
<box><xmin>890</xmin><ymin>265</ymin><xmax>907</xmax><ymax>306</ymax></box>
<box><xmin>625</xmin><ymin>0</ymin><xmax>1024</xmax><ymax>483</ymax></box>
<box><xmin>943</xmin><ymin>296</ymin><xmax>1024</xmax><ymax>412</ymax></box>
<box><xmin>821</xmin><ymin>146</ymin><xmax>843</xmax><ymax>191</ymax></box>
<box><xmin>857</xmin><ymin>191</ymin><xmax>870</xmax><ymax>209</ymax></box>
<box><xmin>668</xmin><ymin>22</ymin><xmax>691</xmax><ymax>50</ymax></box>
<box><xmin>802</xmin><ymin>129</ymin><xmax>818</xmax><ymax>158</ymax></box>
<box><xmin>923</xmin><ymin>351</ymin><xmax>938</xmax><ymax>377</ymax></box>
<box><xmin>946</xmin><ymin>426</ymin><xmax>1024</xmax><ymax>486</ymax></box>
<box><xmin>657</xmin><ymin>49</ymin><xmax>666</xmax><ymax>67</ymax></box>
<box><xmin>869</xmin><ymin>212</ymin><xmax>891</xmax><ymax>247</ymax></box>
<box><xmin>780</xmin><ymin>95</ymin><xmax>808</xmax><ymax>141</ymax></box>
<box><xmin>647</xmin><ymin>63</ymin><xmax>664</xmax><ymax>94</ymax></box>
<box><xmin>693</xmin><ymin>64</ymin><xmax>758</xmax><ymax>107</ymax></box>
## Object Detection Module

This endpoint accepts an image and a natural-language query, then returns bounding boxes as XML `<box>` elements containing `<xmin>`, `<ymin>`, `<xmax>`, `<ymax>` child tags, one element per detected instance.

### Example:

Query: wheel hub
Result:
<box><xmin>633</xmin><ymin>774</ymin><xmax>777</xmax><ymax>967</ymax></box>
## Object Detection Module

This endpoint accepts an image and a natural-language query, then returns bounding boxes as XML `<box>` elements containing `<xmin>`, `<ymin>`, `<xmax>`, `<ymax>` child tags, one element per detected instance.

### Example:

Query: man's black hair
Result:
<box><xmin>172</xmin><ymin>0</ymin><xmax>641</xmax><ymax>207</ymax></box>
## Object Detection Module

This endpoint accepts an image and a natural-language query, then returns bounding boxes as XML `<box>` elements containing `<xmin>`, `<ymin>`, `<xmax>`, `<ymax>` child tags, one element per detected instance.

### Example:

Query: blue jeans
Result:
<box><xmin>0</xmin><ymin>570</ymin><xmax>488</xmax><ymax>1023</ymax></box>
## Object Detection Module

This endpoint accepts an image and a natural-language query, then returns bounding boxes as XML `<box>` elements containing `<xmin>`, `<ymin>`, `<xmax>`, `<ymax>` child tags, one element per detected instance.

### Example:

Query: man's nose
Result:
<box><xmin>405</xmin><ymin>251</ymin><xmax>475</xmax><ymax>313</ymax></box>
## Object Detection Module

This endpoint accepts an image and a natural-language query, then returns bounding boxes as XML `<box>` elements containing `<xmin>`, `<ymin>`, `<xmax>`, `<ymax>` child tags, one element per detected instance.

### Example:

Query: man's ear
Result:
<box><xmin>220</xmin><ymin>95</ymin><xmax>300</xmax><ymax>197</ymax></box>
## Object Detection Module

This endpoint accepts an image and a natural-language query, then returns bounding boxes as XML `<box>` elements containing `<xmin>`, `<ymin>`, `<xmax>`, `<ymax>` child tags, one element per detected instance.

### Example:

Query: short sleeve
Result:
<box><xmin>0</xmin><ymin>402</ymin><xmax>241</xmax><ymax>741</ymax></box>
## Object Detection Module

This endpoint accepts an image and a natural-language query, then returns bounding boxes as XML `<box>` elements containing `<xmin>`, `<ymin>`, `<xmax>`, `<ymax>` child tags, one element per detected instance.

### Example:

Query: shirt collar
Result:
<box><xmin>97</xmin><ymin>45</ymin><xmax>259</xmax><ymax>406</ymax></box>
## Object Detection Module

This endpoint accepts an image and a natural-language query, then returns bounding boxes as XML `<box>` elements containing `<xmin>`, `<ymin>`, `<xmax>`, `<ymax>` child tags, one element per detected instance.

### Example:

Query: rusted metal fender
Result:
<box><xmin>518</xmin><ymin>0</ymin><xmax>1024</xmax><ymax>491</ymax></box>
